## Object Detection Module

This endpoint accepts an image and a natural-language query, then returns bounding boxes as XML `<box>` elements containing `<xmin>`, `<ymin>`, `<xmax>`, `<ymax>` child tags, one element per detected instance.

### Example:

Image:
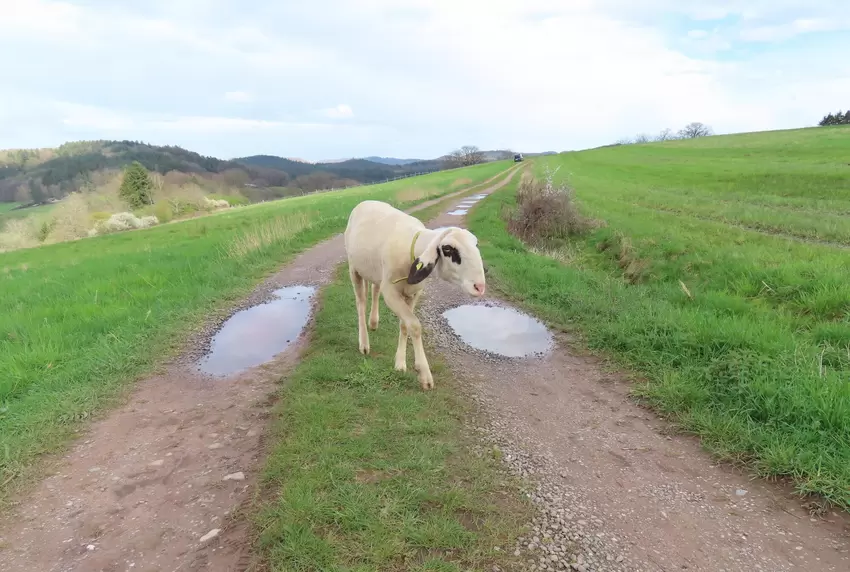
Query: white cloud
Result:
<box><xmin>223</xmin><ymin>91</ymin><xmax>253</xmax><ymax>103</ymax></box>
<box><xmin>0</xmin><ymin>0</ymin><xmax>848</xmax><ymax>159</ymax></box>
<box><xmin>322</xmin><ymin>104</ymin><xmax>354</xmax><ymax>119</ymax></box>
<box><xmin>740</xmin><ymin>17</ymin><xmax>848</xmax><ymax>42</ymax></box>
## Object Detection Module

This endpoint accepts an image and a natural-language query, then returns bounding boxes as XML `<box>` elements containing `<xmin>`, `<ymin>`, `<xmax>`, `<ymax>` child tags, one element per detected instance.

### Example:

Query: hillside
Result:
<box><xmin>0</xmin><ymin>140</ymin><xmax>446</xmax><ymax>205</ymax></box>
<box><xmin>470</xmin><ymin>124</ymin><xmax>850</xmax><ymax>507</ymax></box>
<box><xmin>362</xmin><ymin>156</ymin><xmax>423</xmax><ymax>165</ymax></box>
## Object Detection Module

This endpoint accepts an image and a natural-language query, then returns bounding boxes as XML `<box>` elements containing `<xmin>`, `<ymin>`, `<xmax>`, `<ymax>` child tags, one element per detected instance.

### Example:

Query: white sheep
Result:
<box><xmin>344</xmin><ymin>199</ymin><xmax>487</xmax><ymax>390</ymax></box>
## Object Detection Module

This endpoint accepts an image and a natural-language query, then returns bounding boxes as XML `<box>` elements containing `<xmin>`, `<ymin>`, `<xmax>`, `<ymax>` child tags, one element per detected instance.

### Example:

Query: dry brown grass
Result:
<box><xmin>225</xmin><ymin>212</ymin><xmax>313</xmax><ymax>259</ymax></box>
<box><xmin>450</xmin><ymin>177</ymin><xmax>473</xmax><ymax>188</ymax></box>
<box><xmin>394</xmin><ymin>185</ymin><xmax>440</xmax><ymax>203</ymax></box>
<box><xmin>0</xmin><ymin>218</ymin><xmax>40</xmax><ymax>252</ymax></box>
<box><xmin>596</xmin><ymin>231</ymin><xmax>651</xmax><ymax>284</ymax></box>
<box><xmin>504</xmin><ymin>167</ymin><xmax>595</xmax><ymax>246</ymax></box>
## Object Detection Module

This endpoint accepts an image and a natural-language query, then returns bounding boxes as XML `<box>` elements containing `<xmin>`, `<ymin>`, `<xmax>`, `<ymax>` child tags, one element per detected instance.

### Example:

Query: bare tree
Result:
<box><xmin>655</xmin><ymin>128</ymin><xmax>676</xmax><ymax>142</ymax></box>
<box><xmin>678</xmin><ymin>122</ymin><xmax>713</xmax><ymax>139</ymax></box>
<box><xmin>460</xmin><ymin>145</ymin><xmax>485</xmax><ymax>166</ymax></box>
<box><xmin>443</xmin><ymin>145</ymin><xmax>486</xmax><ymax>168</ymax></box>
<box><xmin>633</xmin><ymin>133</ymin><xmax>651</xmax><ymax>144</ymax></box>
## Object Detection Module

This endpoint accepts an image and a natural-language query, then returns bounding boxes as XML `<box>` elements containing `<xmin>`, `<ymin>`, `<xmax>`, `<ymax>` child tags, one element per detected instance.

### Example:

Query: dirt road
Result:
<box><xmin>2</xmin><ymin>163</ymin><xmax>847</xmax><ymax>572</ymax></box>
<box><xmin>420</xmin><ymin>204</ymin><xmax>850</xmax><ymax>571</ymax></box>
<box><xmin>0</xmin><ymin>167</ymin><xmax>521</xmax><ymax>572</ymax></box>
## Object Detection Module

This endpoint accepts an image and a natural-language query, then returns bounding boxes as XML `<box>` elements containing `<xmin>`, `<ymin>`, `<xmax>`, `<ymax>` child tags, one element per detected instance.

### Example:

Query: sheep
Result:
<box><xmin>344</xmin><ymin>199</ymin><xmax>486</xmax><ymax>390</ymax></box>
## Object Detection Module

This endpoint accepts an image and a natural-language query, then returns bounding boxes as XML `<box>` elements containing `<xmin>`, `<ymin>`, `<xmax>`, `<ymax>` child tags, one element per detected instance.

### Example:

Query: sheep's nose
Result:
<box><xmin>473</xmin><ymin>282</ymin><xmax>486</xmax><ymax>295</ymax></box>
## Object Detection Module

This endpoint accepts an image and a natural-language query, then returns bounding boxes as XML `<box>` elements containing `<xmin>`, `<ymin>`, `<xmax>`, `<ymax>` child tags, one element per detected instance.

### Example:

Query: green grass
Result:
<box><xmin>0</xmin><ymin>203</ymin><xmax>54</xmax><ymax>229</ymax></box>
<box><xmin>253</xmin><ymin>265</ymin><xmax>531</xmax><ymax>571</ymax></box>
<box><xmin>0</xmin><ymin>160</ymin><xmax>511</xmax><ymax>500</ymax></box>
<box><xmin>0</xmin><ymin>202</ymin><xmax>22</xmax><ymax>214</ymax></box>
<box><xmin>470</xmin><ymin>126</ymin><xmax>850</xmax><ymax>510</ymax></box>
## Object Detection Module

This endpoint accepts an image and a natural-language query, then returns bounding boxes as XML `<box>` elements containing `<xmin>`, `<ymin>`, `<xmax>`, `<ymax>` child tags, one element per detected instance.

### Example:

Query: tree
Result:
<box><xmin>14</xmin><ymin>184</ymin><xmax>32</xmax><ymax>204</ymax></box>
<box><xmin>655</xmin><ymin>128</ymin><xmax>676</xmax><ymax>142</ymax></box>
<box><xmin>119</xmin><ymin>161</ymin><xmax>154</xmax><ymax>208</ymax></box>
<box><xmin>818</xmin><ymin>110</ymin><xmax>850</xmax><ymax>126</ymax></box>
<box><xmin>633</xmin><ymin>133</ymin><xmax>651</xmax><ymax>144</ymax></box>
<box><xmin>678</xmin><ymin>122</ymin><xmax>713</xmax><ymax>139</ymax></box>
<box><xmin>445</xmin><ymin>145</ymin><xmax>485</xmax><ymax>168</ymax></box>
<box><xmin>28</xmin><ymin>179</ymin><xmax>46</xmax><ymax>204</ymax></box>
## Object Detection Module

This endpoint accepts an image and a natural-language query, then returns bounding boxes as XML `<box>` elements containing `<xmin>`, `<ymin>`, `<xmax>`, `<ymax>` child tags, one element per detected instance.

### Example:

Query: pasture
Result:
<box><xmin>0</xmin><ymin>160</ymin><xmax>509</xmax><ymax>497</ymax></box>
<box><xmin>470</xmin><ymin>126</ymin><xmax>850</xmax><ymax>509</ymax></box>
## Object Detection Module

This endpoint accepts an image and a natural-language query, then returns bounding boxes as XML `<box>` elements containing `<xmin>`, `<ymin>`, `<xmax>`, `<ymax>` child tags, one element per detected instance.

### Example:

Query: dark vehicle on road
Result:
<box><xmin>513</xmin><ymin>153</ymin><xmax>524</xmax><ymax>162</ymax></box>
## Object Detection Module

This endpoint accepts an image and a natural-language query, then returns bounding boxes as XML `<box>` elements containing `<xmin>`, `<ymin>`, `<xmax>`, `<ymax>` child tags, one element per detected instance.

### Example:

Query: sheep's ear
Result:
<box><xmin>406</xmin><ymin>258</ymin><xmax>436</xmax><ymax>284</ymax></box>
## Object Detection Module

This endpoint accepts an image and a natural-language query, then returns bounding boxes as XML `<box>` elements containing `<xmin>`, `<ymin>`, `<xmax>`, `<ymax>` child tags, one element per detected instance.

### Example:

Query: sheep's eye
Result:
<box><xmin>441</xmin><ymin>245</ymin><xmax>462</xmax><ymax>265</ymax></box>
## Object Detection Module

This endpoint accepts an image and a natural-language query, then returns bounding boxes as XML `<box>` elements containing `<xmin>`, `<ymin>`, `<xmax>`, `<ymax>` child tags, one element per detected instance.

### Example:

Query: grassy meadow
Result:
<box><xmin>470</xmin><ymin>126</ymin><xmax>850</xmax><ymax>509</ymax></box>
<box><xmin>253</xmin><ymin>265</ymin><xmax>531</xmax><ymax>571</ymax></box>
<box><xmin>0</xmin><ymin>160</ymin><xmax>510</xmax><ymax>499</ymax></box>
<box><xmin>0</xmin><ymin>202</ymin><xmax>55</xmax><ymax>229</ymax></box>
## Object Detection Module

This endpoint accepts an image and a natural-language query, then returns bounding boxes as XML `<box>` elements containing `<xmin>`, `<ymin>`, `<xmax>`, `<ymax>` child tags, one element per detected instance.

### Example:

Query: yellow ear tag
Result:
<box><xmin>415</xmin><ymin>261</ymin><xmax>423</xmax><ymax>270</ymax></box>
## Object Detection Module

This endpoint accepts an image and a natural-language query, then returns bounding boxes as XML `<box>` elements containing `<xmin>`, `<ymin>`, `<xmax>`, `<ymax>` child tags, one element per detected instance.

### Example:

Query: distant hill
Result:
<box><xmin>0</xmin><ymin>141</ymin><xmax>447</xmax><ymax>204</ymax></box>
<box><xmin>362</xmin><ymin>156</ymin><xmax>423</xmax><ymax>166</ymax></box>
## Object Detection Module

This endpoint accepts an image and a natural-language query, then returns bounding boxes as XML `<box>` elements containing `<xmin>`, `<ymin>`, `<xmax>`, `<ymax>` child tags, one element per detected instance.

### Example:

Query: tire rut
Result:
<box><xmin>419</xmin><ymin>194</ymin><xmax>850</xmax><ymax>572</ymax></box>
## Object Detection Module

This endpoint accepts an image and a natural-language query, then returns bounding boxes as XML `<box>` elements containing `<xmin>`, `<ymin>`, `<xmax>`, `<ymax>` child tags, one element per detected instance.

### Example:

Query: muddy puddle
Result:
<box><xmin>447</xmin><ymin>209</ymin><xmax>469</xmax><ymax>215</ymax></box>
<box><xmin>197</xmin><ymin>285</ymin><xmax>316</xmax><ymax>376</ymax></box>
<box><xmin>443</xmin><ymin>303</ymin><xmax>553</xmax><ymax>358</ymax></box>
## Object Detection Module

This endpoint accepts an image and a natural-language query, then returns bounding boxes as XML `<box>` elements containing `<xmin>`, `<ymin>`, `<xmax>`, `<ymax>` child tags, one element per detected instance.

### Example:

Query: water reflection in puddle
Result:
<box><xmin>443</xmin><ymin>304</ymin><xmax>553</xmax><ymax>358</ymax></box>
<box><xmin>448</xmin><ymin>209</ymin><xmax>468</xmax><ymax>215</ymax></box>
<box><xmin>197</xmin><ymin>285</ymin><xmax>316</xmax><ymax>376</ymax></box>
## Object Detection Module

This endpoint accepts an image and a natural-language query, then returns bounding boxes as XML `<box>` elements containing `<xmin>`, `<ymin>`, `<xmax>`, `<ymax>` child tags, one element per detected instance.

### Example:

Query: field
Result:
<box><xmin>0</xmin><ymin>202</ymin><xmax>21</xmax><ymax>214</ymax></box>
<box><xmin>0</xmin><ymin>160</ymin><xmax>509</xmax><ymax>497</ymax></box>
<box><xmin>470</xmin><ymin>126</ymin><xmax>850</xmax><ymax>509</ymax></box>
<box><xmin>0</xmin><ymin>202</ymin><xmax>55</xmax><ymax>228</ymax></box>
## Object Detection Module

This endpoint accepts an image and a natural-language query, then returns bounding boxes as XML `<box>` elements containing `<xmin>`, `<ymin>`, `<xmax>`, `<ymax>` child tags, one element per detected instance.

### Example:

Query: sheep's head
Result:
<box><xmin>406</xmin><ymin>227</ymin><xmax>486</xmax><ymax>297</ymax></box>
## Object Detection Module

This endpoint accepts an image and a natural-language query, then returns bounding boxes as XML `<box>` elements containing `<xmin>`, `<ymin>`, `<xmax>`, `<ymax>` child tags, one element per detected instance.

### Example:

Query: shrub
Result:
<box><xmin>208</xmin><ymin>193</ymin><xmax>250</xmax><ymax>207</ymax></box>
<box><xmin>92</xmin><ymin>212</ymin><xmax>159</xmax><ymax>235</ymax></box>
<box><xmin>504</xmin><ymin>167</ymin><xmax>594</xmax><ymax>245</ymax></box>
<box><xmin>202</xmin><ymin>196</ymin><xmax>231</xmax><ymax>210</ymax></box>
<box><xmin>0</xmin><ymin>218</ymin><xmax>40</xmax><ymax>252</ymax></box>
<box><xmin>151</xmin><ymin>201</ymin><xmax>174</xmax><ymax>223</ymax></box>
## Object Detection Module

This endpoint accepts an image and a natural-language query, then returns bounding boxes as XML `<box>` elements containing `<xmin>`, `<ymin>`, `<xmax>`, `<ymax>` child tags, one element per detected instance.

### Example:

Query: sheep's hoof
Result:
<box><xmin>359</xmin><ymin>345</ymin><xmax>370</xmax><ymax>355</ymax></box>
<box><xmin>369</xmin><ymin>319</ymin><xmax>379</xmax><ymax>331</ymax></box>
<box><xmin>419</xmin><ymin>373</ymin><xmax>434</xmax><ymax>391</ymax></box>
<box><xmin>394</xmin><ymin>360</ymin><xmax>407</xmax><ymax>372</ymax></box>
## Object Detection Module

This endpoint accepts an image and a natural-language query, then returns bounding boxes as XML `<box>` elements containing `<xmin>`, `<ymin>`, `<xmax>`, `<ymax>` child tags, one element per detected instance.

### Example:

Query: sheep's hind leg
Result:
<box><xmin>368</xmin><ymin>282</ymin><xmax>380</xmax><ymax>330</ymax></box>
<box><xmin>382</xmin><ymin>286</ymin><xmax>433</xmax><ymax>390</ymax></box>
<box><xmin>349</xmin><ymin>267</ymin><xmax>370</xmax><ymax>355</ymax></box>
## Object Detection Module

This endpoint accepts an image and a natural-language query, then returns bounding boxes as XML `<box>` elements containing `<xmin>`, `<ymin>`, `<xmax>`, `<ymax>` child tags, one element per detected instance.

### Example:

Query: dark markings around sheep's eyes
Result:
<box><xmin>441</xmin><ymin>245</ymin><xmax>462</xmax><ymax>264</ymax></box>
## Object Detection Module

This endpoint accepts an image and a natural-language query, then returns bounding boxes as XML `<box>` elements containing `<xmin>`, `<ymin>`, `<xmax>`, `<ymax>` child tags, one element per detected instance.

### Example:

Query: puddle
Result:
<box><xmin>197</xmin><ymin>285</ymin><xmax>316</xmax><ymax>376</ymax></box>
<box><xmin>448</xmin><ymin>209</ymin><xmax>468</xmax><ymax>215</ymax></box>
<box><xmin>443</xmin><ymin>304</ymin><xmax>553</xmax><ymax>358</ymax></box>
<box><xmin>471</xmin><ymin>194</ymin><xmax>487</xmax><ymax>199</ymax></box>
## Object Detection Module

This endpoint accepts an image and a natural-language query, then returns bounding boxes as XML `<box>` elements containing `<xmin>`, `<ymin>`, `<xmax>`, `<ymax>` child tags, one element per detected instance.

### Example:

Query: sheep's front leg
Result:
<box><xmin>349</xmin><ymin>267</ymin><xmax>370</xmax><ymax>355</ymax></box>
<box><xmin>381</xmin><ymin>286</ymin><xmax>433</xmax><ymax>390</ymax></box>
<box><xmin>395</xmin><ymin>321</ymin><xmax>408</xmax><ymax>372</ymax></box>
<box><xmin>368</xmin><ymin>282</ymin><xmax>380</xmax><ymax>330</ymax></box>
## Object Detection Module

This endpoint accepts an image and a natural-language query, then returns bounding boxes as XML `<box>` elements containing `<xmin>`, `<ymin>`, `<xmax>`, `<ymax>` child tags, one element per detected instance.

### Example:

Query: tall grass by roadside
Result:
<box><xmin>252</xmin><ymin>265</ymin><xmax>531</xmax><ymax>571</ymax></box>
<box><xmin>470</xmin><ymin>128</ymin><xmax>850</xmax><ymax>510</ymax></box>
<box><xmin>0</xmin><ymin>160</ymin><xmax>511</xmax><ymax>501</ymax></box>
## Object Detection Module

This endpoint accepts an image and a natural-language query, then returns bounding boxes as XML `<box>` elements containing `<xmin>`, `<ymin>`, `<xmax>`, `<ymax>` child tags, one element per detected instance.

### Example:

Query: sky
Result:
<box><xmin>1</xmin><ymin>0</ymin><xmax>848</xmax><ymax>161</ymax></box>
